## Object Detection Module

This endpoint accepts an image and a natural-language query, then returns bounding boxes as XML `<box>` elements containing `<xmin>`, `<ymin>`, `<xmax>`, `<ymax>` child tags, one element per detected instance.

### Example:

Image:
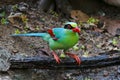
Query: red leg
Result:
<box><xmin>66</xmin><ymin>52</ymin><xmax>81</xmax><ymax>65</ymax></box>
<box><xmin>52</xmin><ymin>51</ymin><xmax>61</xmax><ymax>64</ymax></box>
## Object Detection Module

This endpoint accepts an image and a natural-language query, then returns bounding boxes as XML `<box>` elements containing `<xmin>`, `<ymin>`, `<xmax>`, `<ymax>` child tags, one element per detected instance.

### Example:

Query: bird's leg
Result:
<box><xmin>52</xmin><ymin>51</ymin><xmax>61</xmax><ymax>64</ymax></box>
<box><xmin>65</xmin><ymin>52</ymin><xmax>81</xmax><ymax>65</ymax></box>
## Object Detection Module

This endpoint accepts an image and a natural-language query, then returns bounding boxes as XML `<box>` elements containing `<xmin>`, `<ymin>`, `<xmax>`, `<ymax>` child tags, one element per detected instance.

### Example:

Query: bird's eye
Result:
<box><xmin>64</xmin><ymin>24</ymin><xmax>73</xmax><ymax>29</ymax></box>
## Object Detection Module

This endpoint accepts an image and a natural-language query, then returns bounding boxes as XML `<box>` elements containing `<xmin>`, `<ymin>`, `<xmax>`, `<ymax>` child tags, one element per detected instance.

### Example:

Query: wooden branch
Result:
<box><xmin>9</xmin><ymin>50</ymin><xmax>120</xmax><ymax>69</ymax></box>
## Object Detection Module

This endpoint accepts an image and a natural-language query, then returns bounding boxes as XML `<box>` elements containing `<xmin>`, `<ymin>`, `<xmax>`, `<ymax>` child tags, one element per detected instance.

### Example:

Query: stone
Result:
<box><xmin>0</xmin><ymin>47</ymin><xmax>11</xmax><ymax>71</ymax></box>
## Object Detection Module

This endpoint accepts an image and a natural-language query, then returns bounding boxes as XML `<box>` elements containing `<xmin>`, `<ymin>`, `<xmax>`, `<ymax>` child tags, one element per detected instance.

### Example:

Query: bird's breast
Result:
<box><xmin>49</xmin><ymin>33</ymin><xmax>79</xmax><ymax>50</ymax></box>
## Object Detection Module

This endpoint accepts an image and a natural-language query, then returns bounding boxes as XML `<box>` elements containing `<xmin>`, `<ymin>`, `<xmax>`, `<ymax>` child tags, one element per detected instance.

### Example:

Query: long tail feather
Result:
<box><xmin>11</xmin><ymin>33</ymin><xmax>50</xmax><ymax>42</ymax></box>
<box><xmin>11</xmin><ymin>33</ymin><xmax>48</xmax><ymax>37</ymax></box>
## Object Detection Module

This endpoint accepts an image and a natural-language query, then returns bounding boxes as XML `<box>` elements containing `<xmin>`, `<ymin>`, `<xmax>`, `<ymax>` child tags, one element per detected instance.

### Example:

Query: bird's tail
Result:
<box><xmin>11</xmin><ymin>33</ymin><xmax>50</xmax><ymax>41</ymax></box>
<box><xmin>11</xmin><ymin>33</ymin><xmax>47</xmax><ymax>37</ymax></box>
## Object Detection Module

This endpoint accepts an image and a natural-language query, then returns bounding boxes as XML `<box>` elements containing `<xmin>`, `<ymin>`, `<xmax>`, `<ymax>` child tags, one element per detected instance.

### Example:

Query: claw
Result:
<box><xmin>52</xmin><ymin>51</ymin><xmax>61</xmax><ymax>64</ymax></box>
<box><xmin>66</xmin><ymin>52</ymin><xmax>81</xmax><ymax>65</ymax></box>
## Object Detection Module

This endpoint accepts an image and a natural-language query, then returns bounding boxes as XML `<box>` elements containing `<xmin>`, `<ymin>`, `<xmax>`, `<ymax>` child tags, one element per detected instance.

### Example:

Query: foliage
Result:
<box><xmin>83</xmin><ymin>51</ymin><xmax>89</xmax><ymax>57</ymax></box>
<box><xmin>21</xmin><ymin>14</ymin><xmax>28</xmax><ymax>23</ymax></box>
<box><xmin>78</xmin><ymin>21</ymin><xmax>83</xmax><ymax>26</ymax></box>
<box><xmin>112</xmin><ymin>38</ymin><xmax>118</xmax><ymax>45</ymax></box>
<box><xmin>0</xmin><ymin>12</ymin><xmax>8</xmax><ymax>25</ymax></box>
<box><xmin>60</xmin><ymin>53</ymin><xmax>66</xmax><ymax>58</ymax></box>
<box><xmin>12</xmin><ymin>4</ymin><xmax>18</xmax><ymax>11</ymax></box>
<box><xmin>35</xmin><ymin>26</ymin><xmax>40</xmax><ymax>31</ymax></box>
<box><xmin>73</xmin><ymin>45</ymin><xmax>79</xmax><ymax>51</ymax></box>
<box><xmin>0</xmin><ymin>11</ymin><xmax>5</xmax><ymax>17</ymax></box>
<box><xmin>48</xmin><ymin>9</ymin><xmax>59</xmax><ymax>17</ymax></box>
<box><xmin>23</xmin><ymin>25</ymin><xmax>29</xmax><ymax>31</ymax></box>
<box><xmin>15</xmin><ymin>29</ymin><xmax>21</xmax><ymax>34</ymax></box>
<box><xmin>96</xmin><ymin>44</ymin><xmax>101</xmax><ymax>48</ymax></box>
<box><xmin>1</xmin><ymin>18</ymin><xmax>8</xmax><ymax>25</ymax></box>
<box><xmin>80</xmin><ymin>45</ymin><xmax>85</xmax><ymax>50</ymax></box>
<box><xmin>87</xmin><ymin>17</ymin><xmax>99</xmax><ymax>24</ymax></box>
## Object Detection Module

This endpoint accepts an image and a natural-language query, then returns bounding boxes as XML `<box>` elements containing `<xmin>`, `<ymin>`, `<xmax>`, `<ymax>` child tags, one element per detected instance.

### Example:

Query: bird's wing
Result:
<box><xmin>52</xmin><ymin>28</ymin><xmax>64</xmax><ymax>39</ymax></box>
<box><xmin>11</xmin><ymin>28</ymin><xmax>65</xmax><ymax>41</ymax></box>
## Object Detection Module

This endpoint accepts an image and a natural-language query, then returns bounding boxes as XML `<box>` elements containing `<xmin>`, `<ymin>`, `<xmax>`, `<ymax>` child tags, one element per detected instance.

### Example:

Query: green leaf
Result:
<box><xmin>112</xmin><ymin>38</ymin><xmax>118</xmax><ymax>45</ymax></box>
<box><xmin>12</xmin><ymin>4</ymin><xmax>18</xmax><ymax>11</ymax></box>
<box><xmin>60</xmin><ymin>53</ymin><xmax>66</xmax><ymax>58</ymax></box>
<box><xmin>15</xmin><ymin>29</ymin><xmax>21</xmax><ymax>34</ymax></box>
<box><xmin>80</xmin><ymin>45</ymin><xmax>85</xmax><ymax>50</ymax></box>
<box><xmin>0</xmin><ymin>11</ymin><xmax>5</xmax><ymax>17</ymax></box>
<box><xmin>35</xmin><ymin>26</ymin><xmax>40</xmax><ymax>30</ymax></box>
<box><xmin>96</xmin><ymin>44</ymin><xmax>101</xmax><ymax>48</ymax></box>
<box><xmin>87</xmin><ymin>17</ymin><xmax>99</xmax><ymax>24</ymax></box>
<box><xmin>1</xmin><ymin>18</ymin><xmax>8</xmax><ymax>25</ymax></box>
<box><xmin>73</xmin><ymin>45</ymin><xmax>79</xmax><ymax>51</ymax></box>
<box><xmin>82</xmin><ymin>51</ymin><xmax>89</xmax><ymax>57</ymax></box>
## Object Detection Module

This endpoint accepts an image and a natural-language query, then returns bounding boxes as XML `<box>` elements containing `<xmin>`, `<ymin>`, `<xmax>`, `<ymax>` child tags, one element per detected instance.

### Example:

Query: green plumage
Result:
<box><xmin>11</xmin><ymin>22</ymin><xmax>79</xmax><ymax>52</ymax></box>
<box><xmin>49</xmin><ymin>29</ymin><xmax>79</xmax><ymax>51</ymax></box>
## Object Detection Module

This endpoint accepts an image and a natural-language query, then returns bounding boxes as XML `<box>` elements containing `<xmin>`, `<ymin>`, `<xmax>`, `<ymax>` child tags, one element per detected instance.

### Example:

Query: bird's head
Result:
<box><xmin>64</xmin><ymin>22</ymin><xmax>80</xmax><ymax>34</ymax></box>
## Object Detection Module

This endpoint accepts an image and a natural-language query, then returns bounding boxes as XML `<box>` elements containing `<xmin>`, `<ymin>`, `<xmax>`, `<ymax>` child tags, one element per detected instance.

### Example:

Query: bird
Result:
<box><xmin>11</xmin><ymin>22</ymin><xmax>81</xmax><ymax>65</ymax></box>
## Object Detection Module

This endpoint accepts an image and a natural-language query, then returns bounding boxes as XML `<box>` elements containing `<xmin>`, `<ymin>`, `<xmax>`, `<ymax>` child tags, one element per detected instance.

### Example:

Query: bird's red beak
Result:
<box><xmin>72</xmin><ymin>27</ymin><xmax>80</xmax><ymax>33</ymax></box>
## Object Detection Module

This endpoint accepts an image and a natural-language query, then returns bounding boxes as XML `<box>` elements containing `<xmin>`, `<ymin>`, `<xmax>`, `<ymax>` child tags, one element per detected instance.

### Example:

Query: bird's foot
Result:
<box><xmin>52</xmin><ymin>51</ymin><xmax>61</xmax><ymax>64</ymax></box>
<box><xmin>65</xmin><ymin>52</ymin><xmax>81</xmax><ymax>65</ymax></box>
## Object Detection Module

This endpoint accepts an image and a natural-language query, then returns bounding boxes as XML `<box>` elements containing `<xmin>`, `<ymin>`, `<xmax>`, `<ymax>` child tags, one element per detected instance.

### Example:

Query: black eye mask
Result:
<box><xmin>64</xmin><ymin>24</ymin><xmax>74</xmax><ymax>29</ymax></box>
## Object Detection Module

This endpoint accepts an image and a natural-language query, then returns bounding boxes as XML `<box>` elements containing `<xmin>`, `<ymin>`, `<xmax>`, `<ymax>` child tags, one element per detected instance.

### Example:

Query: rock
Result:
<box><xmin>70</xmin><ymin>10</ymin><xmax>89</xmax><ymax>22</ymax></box>
<box><xmin>12</xmin><ymin>49</ymin><xmax>19</xmax><ymax>54</ymax></box>
<box><xmin>8</xmin><ymin>12</ymin><xmax>22</xmax><ymax>24</ymax></box>
<box><xmin>0</xmin><ymin>47</ymin><xmax>11</xmax><ymax>71</ymax></box>
<box><xmin>0</xmin><ymin>6</ymin><xmax>4</xmax><ymax>13</ymax></box>
<box><xmin>103</xmin><ymin>70</ymin><xmax>109</xmax><ymax>77</ymax></box>
<box><xmin>105</xmin><ymin>19</ymin><xmax>120</xmax><ymax>36</ymax></box>
<box><xmin>69</xmin><ymin>0</ymin><xmax>103</xmax><ymax>14</ymax></box>
<box><xmin>116</xmin><ymin>28</ymin><xmax>120</xmax><ymax>36</ymax></box>
<box><xmin>104</xmin><ymin>0</ymin><xmax>120</xmax><ymax>7</ymax></box>
<box><xmin>18</xmin><ymin>2</ymin><xmax>29</xmax><ymax>12</ymax></box>
<box><xmin>118</xmin><ymin>66</ymin><xmax>120</xmax><ymax>74</ymax></box>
